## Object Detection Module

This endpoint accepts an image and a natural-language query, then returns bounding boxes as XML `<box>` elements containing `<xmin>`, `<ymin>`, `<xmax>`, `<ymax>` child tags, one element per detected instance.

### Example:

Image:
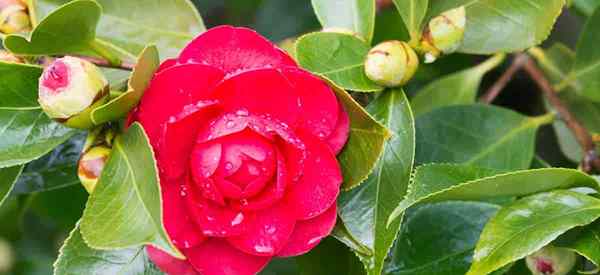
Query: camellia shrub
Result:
<box><xmin>1</xmin><ymin>0</ymin><xmax>600</xmax><ymax>274</ymax></box>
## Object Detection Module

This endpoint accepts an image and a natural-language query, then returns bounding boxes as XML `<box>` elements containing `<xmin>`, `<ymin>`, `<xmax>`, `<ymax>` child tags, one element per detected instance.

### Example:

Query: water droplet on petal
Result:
<box><xmin>236</xmin><ymin>108</ymin><xmax>249</xmax><ymax>116</ymax></box>
<box><xmin>226</xmin><ymin>120</ymin><xmax>235</xmax><ymax>128</ymax></box>
<box><xmin>224</xmin><ymin>162</ymin><xmax>233</xmax><ymax>171</ymax></box>
<box><xmin>231</xmin><ymin>213</ymin><xmax>244</xmax><ymax>226</ymax></box>
<box><xmin>254</xmin><ymin>244</ymin><xmax>274</xmax><ymax>254</ymax></box>
<box><xmin>317</xmin><ymin>132</ymin><xmax>326</xmax><ymax>138</ymax></box>
<box><xmin>168</xmin><ymin>116</ymin><xmax>176</xmax><ymax>123</ymax></box>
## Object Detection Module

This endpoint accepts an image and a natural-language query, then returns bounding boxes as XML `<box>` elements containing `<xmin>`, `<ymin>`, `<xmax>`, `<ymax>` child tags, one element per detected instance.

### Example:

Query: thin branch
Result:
<box><xmin>376</xmin><ymin>0</ymin><xmax>394</xmax><ymax>10</ymax></box>
<box><xmin>70</xmin><ymin>55</ymin><xmax>135</xmax><ymax>70</ymax></box>
<box><xmin>522</xmin><ymin>57</ymin><xmax>600</xmax><ymax>172</ymax></box>
<box><xmin>479</xmin><ymin>54</ymin><xmax>528</xmax><ymax>103</ymax></box>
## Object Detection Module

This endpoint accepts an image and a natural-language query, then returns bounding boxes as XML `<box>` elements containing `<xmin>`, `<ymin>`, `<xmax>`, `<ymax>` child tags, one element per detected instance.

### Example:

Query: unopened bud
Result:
<box><xmin>38</xmin><ymin>56</ymin><xmax>109</xmax><ymax>129</ymax></box>
<box><xmin>78</xmin><ymin>145</ymin><xmax>111</xmax><ymax>193</ymax></box>
<box><xmin>0</xmin><ymin>0</ymin><xmax>30</xmax><ymax>34</ymax></box>
<box><xmin>364</xmin><ymin>40</ymin><xmax>419</xmax><ymax>87</ymax></box>
<box><xmin>421</xmin><ymin>6</ymin><xmax>466</xmax><ymax>63</ymax></box>
<box><xmin>526</xmin><ymin>245</ymin><xmax>576</xmax><ymax>275</ymax></box>
<box><xmin>0</xmin><ymin>49</ymin><xmax>22</xmax><ymax>63</ymax></box>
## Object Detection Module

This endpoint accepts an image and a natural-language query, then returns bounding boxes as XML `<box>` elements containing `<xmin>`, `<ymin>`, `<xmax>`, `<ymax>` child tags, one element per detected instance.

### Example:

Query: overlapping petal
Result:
<box><xmin>277</xmin><ymin>204</ymin><xmax>338</xmax><ymax>257</ymax></box>
<box><xmin>186</xmin><ymin>239</ymin><xmax>271</xmax><ymax>275</ymax></box>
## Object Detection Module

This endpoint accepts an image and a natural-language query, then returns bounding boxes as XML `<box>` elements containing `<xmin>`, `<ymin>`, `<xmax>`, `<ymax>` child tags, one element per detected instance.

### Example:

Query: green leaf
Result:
<box><xmin>3</xmin><ymin>0</ymin><xmax>102</xmax><ymax>56</ymax></box>
<box><xmin>572</xmin><ymin>0</ymin><xmax>600</xmax><ymax>16</ymax></box>
<box><xmin>80</xmin><ymin>123</ymin><xmax>181</xmax><ymax>258</ymax></box>
<box><xmin>91</xmin><ymin>46</ymin><xmax>160</xmax><ymax>125</ymax></box>
<box><xmin>296</xmin><ymin>238</ymin><xmax>366</xmax><ymax>275</ymax></box>
<box><xmin>296</xmin><ymin>32</ymin><xmax>383</xmax><ymax>92</ymax></box>
<box><xmin>426</xmin><ymin>0</ymin><xmax>565</xmax><ymax>54</ymax></box>
<box><xmin>560</xmin><ymin>221</ymin><xmax>600</xmax><ymax>266</ymax></box>
<box><xmin>0</xmin><ymin>62</ymin><xmax>77</xmax><ymax>169</ymax></box>
<box><xmin>14</xmin><ymin>134</ymin><xmax>84</xmax><ymax>194</ymax></box>
<box><xmin>386</xmin><ymin>201</ymin><xmax>500</xmax><ymax>275</ymax></box>
<box><xmin>338</xmin><ymin>89</ymin><xmax>415</xmax><ymax>274</ymax></box>
<box><xmin>54</xmin><ymin>225</ymin><xmax>162</xmax><ymax>275</ymax></box>
<box><xmin>0</xmin><ymin>166</ymin><xmax>24</xmax><ymax>207</ymax></box>
<box><xmin>572</xmin><ymin>8</ymin><xmax>600</xmax><ymax>102</ymax></box>
<box><xmin>329</xmin><ymin>81</ymin><xmax>392</xmax><ymax>190</ymax></box>
<box><xmin>467</xmin><ymin>190</ymin><xmax>600</xmax><ymax>275</ymax></box>
<box><xmin>415</xmin><ymin>104</ymin><xmax>553</xmax><ymax>171</ymax></box>
<box><xmin>389</xmin><ymin>164</ymin><xmax>599</xmax><ymax>223</ymax></box>
<box><xmin>311</xmin><ymin>0</ymin><xmax>375</xmax><ymax>43</ymax></box>
<box><xmin>411</xmin><ymin>54</ymin><xmax>505</xmax><ymax>117</ymax></box>
<box><xmin>392</xmin><ymin>0</ymin><xmax>428</xmax><ymax>41</ymax></box>
<box><xmin>33</xmin><ymin>0</ymin><xmax>205</xmax><ymax>58</ymax></box>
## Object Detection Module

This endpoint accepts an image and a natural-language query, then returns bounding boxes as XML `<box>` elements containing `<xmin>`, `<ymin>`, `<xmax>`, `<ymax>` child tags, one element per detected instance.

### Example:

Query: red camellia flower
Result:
<box><xmin>129</xmin><ymin>26</ymin><xmax>350</xmax><ymax>275</ymax></box>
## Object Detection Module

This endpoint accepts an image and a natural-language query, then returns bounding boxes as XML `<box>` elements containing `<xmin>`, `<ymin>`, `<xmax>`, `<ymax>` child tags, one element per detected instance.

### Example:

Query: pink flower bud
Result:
<box><xmin>78</xmin><ymin>145</ymin><xmax>111</xmax><ymax>193</ymax></box>
<box><xmin>38</xmin><ymin>56</ymin><xmax>109</xmax><ymax>129</ymax></box>
<box><xmin>526</xmin><ymin>245</ymin><xmax>577</xmax><ymax>275</ymax></box>
<box><xmin>0</xmin><ymin>0</ymin><xmax>30</xmax><ymax>34</ymax></box>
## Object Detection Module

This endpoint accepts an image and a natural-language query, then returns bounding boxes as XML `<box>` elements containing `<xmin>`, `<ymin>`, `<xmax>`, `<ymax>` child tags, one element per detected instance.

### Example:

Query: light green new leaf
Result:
<box><xmin>426</xmin><ymin>0</ymin><xmax>565</xmax><ymax>54</ymax></box>
<box><xmin>389</xmin><ymin>164</ymin><xmax>599</xmax><ymax>223</ymax></box>
<box><xmin>386</xmin><ymin>201</ymin><xmax>500</xmax><ymax>275</ymax></box>
<box><xmin>392</xmin><ymin>0</ymin><xmax>429</xmax><ymax>41</ymax></box>
<box><xmin>467</xmin><ymin>190</ymin><xmax>600</xmax><ymax>275</ymax></box>
<box><xmin>0</xmin><ymin>166</ymin><xmax>24</xmax><ymax>207</ymax></box>
<box><xmin>54</xmin><ymin>225</ymin><xmax>162</xmax><ymax>275</ymax></box>
<box><xmin>560</xmin><ymin>221</ymin><xmax>600</xmax><ymax>266</ymax></box>
<box><xmin>296</xmin><ymin>32</ymin><xmax>383</xmax><ymax>92</ymax></box>
<box><xmin>311</xmin><ymin>0</ymin><xmax>376</xmax><ymax>43</ymax></box>
<box><xmin>329</xmin><ymin>81</ymin><xmax>391</xmax><ymax>189</ymax></box>
<box><xmin>411</xmin><ymin>54</ymin><xmax>505</xmax><ymax>117</ymax></box>
<box><xmin>91</xmin><ymin>46</ymin><xmax>160</xmax><ymax>124</ymax></box>
<box><xmin>572</xmin><ymin>8</ymin><xmax>600</xmax><ymax>102</ymax></box>
<box><xmin>338</xmin><ymin>89</ymin><xmax>415</xmax><ymax>274</ymax></box>
<box><xmin>80</xmin><ymin>123</ymin><xmax>182</xmax><ymax>258</ymax></box>
<box><xmin>3</xmin><ymin>0</ymin><xmax>102</xmax><ymax>56</ymax></box>
<box><xmin>415</xmin><ymin>104</ymin><xmax>553</xmax><ymax>171</ymax></box>
<box><xmin>0</xmin><ymin>62</ymin><xmax>76</xmax><ymax>168</ymax></box>
<box><xmin>33</xmin><ymin>0</ymin><xmax>205</xmax><ymax>58</ymax></box>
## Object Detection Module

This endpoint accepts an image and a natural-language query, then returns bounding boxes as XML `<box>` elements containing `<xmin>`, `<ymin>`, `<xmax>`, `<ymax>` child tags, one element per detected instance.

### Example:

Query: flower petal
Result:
<box><xmin>134</xmin><ymin>64</ymin><xmax>224</xmax><ymax>145</ymax></box>
<box><xmin>282</xmin><ymin>68</ymin><xmax>339</xmax><ymax>140</ymax></box>
<box><xmin>156</xmin><ymin>58</ymin><xmax>178</xmax><ymax>74</ymax></box>
<box><xmin>162</xmin><ymin>182</ymin><xmax>205</xmax><ymax>249</ymax></box>
<box><xmin>276</xmin><ymin>204</ymin><xmax>337</xmax><ymax>257</ymax></box>
<box><xmin>146</xmin><ymin>246</ymin><xmax>199</xmax><ymax>275</ymax></box>
<box><xmin>326</xmin><ymin>103</ymin><xmax>350</xmax><ymax>155</ymax></box>
<box><xmin>210</xmin><ymin>69</ymin><xmax>300</xmax><ymax>126</ymax></box>
<box><xmin>178</xmin><ymin>25</ymin><xmax>296</xmax><ymax>75</ymax></box>
<box><xmin>186</xmin><ymin>239</ymin><xmax>271</xmax><ymax>275</ymax></box>
<box><xmin>285</xmin><ymin>134</ymin><xmax>342</xmax><ymax>220</ymax></box>
<box><xmin>185</xmin><ymin>186</ymin><xmax>247</xmax><ymax>237</ymax></box>
<box><xmin>227</xmin><ymin>203</ymin><xmax>296</xmax><ymax>256</ymax></box>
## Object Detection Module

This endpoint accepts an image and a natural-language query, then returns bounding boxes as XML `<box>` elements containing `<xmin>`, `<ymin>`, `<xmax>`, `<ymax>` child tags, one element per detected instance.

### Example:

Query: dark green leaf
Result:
<box><xmin>411</xmin><ymin>54</ymin><xmax>505</xmax><ymax>117</ymax></box>
<box><xmin>311</xmin><ymin>0</ymin><xmax>375</xmax><ymax>42</ymax></box>
<box><xmin>426</xmin><ymin>0</ymin><xmax>565</xmax><ymax>54</ymax></box>
<box><xmin>392</xmin><ymin>0</ymin><xmax>428</xmax><ymax>41</ymax></box>
<box><xmin>338</xmin><ymin>89</ymin><xmax>415</xmax><ymax>274</ymax></box>
<box><xmin>572</xmin><ymin>8</ymin><xmax>600</xmax><ymax>101</ymax></box>
<box><xmin>386</xmin><ymin>201</ymin><xmax>500</xmax><ymax>275</ymax></box>
<box><xmin>54</xmin><ymin>225</ymin><xmax>162</xmax><ymax>275</ymax></box>
<box><xmin>0</xmin><ymin>166</ymin><xmax>24</xmax><ymax>207</ymax></box>
<box><xmin>330</xmin><ymin>82</ymin><xmax>392</xmax><ymax>190</ymax></box>
<box><xmin>295</xmin><ymin>238</ymin><xmax>365</xmax><ymax>275</ymax></box>
<box><xmin>389</xmin><ymin>164</ymin><xmax>598</xmax><ymax>223</ymax></box>
<box><xmin>80</xmin><ymin>123</ymin><xmax>181</xmax><ymax>258</ymax></box>
<box><xmin>0</xmin><ymin>62</ymin><xmax>42</xmax><ymax>108</ymax></box>
<box><xmin>415</xmin><ymin>104</ymin><xmax>553</xmax><ymax>171</ymax></box>
<box><xmin>572</xmin><ymin>0</ymin><xmax>600</xmax><ymax>16</ymax></box>
<box><xmin>91</xmin><ymin>46</ymin><xmax>160</xmax><ymax>124</ymax></box>
<box><xmin>560</xmin><ymin>221</ymin><xmax>600</xmax><ymax>266</ymax></box>
<box><xmin>468</xmin><ymin>190</ymin><xmax>600</xmax><ymax>275</ymax></box>
<box><xmin>296</xmin><ymin>32</ymin><xmax>383</xmax><ymax>92</ymax></box>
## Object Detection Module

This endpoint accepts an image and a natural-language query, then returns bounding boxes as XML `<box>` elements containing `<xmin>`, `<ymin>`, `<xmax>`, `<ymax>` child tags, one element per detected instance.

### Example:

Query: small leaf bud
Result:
<box><xmin>421</xmin><ymin>6</ymin><xmax>466</xmax><ymax>63</ymax></box>
<box><xmin>364</xmin><ymin>40</ymin><xmax>419</xmax><ymax>87</ymax></box>
<box><xmin>38</xmin><ymin>56</ymin><xmax>109</xmax><ymax>129</ymax></box>
<box><xmin>525</xmin><ymin>245</ymin><xmax>577</xmax><ymax>275</ymax></box>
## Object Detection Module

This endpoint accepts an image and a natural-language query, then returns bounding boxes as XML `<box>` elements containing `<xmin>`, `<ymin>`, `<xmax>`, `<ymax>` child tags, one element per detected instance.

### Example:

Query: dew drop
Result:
<box><xmin>168</xmin><ymin>116</ymin><xmax>176</xmax><ymax>123</ymax></box>
<box><xmin>224</xmin><ymin>162</ymin><xmax>233</xmax><ymax>171</ymax></box>
<box><xmin>254</xmin><ymin>244</ymin><xmax>274</xmax><ymax>254</ymax></box>
<box><xmin>236</xmin><ymin>108</ymin><xmax>249</xmax><ymax>116</ymax></box>
<box><xmin>226</xmin><ymin>120</ymin><xmax>235</xmax><ymax>128</ymax></box>
<box><xmin>317</xmin><ymin>131</ymin><xmax>326</xmax><ymax>138</ymax></box>
<box><xmin>231</xmin><ymin>213</ymin><xmax>244</xmax><ymax>226</ymax></box>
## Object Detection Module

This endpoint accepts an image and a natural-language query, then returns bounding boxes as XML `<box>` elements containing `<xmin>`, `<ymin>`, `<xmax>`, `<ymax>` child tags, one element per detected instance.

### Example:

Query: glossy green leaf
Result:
<box><xmin>392</xmin><ymin>0</ymin><xmax>428</xmax><ymax>41</ymax></box>
<box><xmin>426</xmin><ymin>0</ymin><xmax>565</xmax><ymax>54</ymax></box>
<box><xmin>14</xmin><ymin>134</ymin><xmax>84</xmax><ymax>194</ymax></box>
<box><xmin>411</xmin><ymin>54</ymin><xmax>505</xmax><ymax>117</ymax></box>
<box><xmin>338</xmin><ymin>89</ymin><xmax>415</xmax><ymax>274</ymax></box>
<box><xmin>415</xmin><ymin>104</ymin><xmax>553</xmax><ymax>171</ymax></box>
<box><xmin>54</xmin><ymin>225</ymin><xmax>162</xmax><ymax>275</ymax></box>
<box><xmin>296</xmin><ymin>32</ymin><xmax>383</xmax><ymax>92</ymax></box>
<box><xmin>386</xmin><ymin>201</ymin><xmax>500</xmax><ymax>275</ymax></box>
<box><xmin>560</xmin><ymin>221</ymin><xmax>600</xmax><ymax>266</ymax></box>
<box><xmin>389</xmin><ymin>164</ymin><xmax>598</xmax><ymax>223</ymax></box>
<box><xmin>571</xmin><ymin>8</ymin><xmax>600</xmax><ymax>102</ymax></box>
<box><xmin>0</xmin><ymin>62</ymin><xmax>43</xmax><ymax>108</ymax></box>
<box><xmin>91</xmin><ymin>46</ymin><xmax>160</xmax><ymax>124</ymax></box>
<box><xmin>0</xmin><ymin>166</ymin><xmax>24</xmax><ymax>207</ymax></box>
<box><xmin>311</xmin><ymin>0</ymin><xmax>375</xmax><ymax>43</ymax></box>
<box><xmin>467</xmin><ymin>190</ymin><xmax>600</xmax><ymax>275</ymax></box>
<box><xmin>80</xmin><ymin>123</ymin><xmax>181</xmax><ymax>258</ymax></box>
<box><xmin>3</xmin><ymin>0</ymin><xmax>102</xmax><ymax>56</ymax></box>
<box><xmin>33</xmin><ymin>0</ymin><xmax>205</xmax><ymax>59</ymax></box>
<box><xmin>296</xmin><ymin>238</ymin><xmax>366</xmax><ymax>275</ymax></box>
<box><xmin>330</xmin><ymin>82</ymin><xmax>391</xmax><ymax>190</ymax></box>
